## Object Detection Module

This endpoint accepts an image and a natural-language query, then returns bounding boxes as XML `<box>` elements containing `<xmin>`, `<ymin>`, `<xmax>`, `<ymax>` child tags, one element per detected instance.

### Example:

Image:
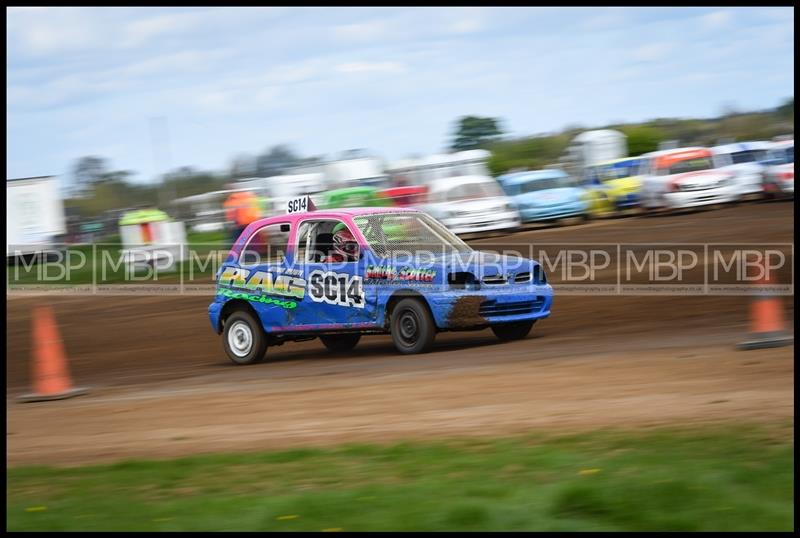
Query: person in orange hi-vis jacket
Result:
<box><xmin>224</xmin><ymin>190</ymin><xmax>261</xmax><ymax>245</ymax></box>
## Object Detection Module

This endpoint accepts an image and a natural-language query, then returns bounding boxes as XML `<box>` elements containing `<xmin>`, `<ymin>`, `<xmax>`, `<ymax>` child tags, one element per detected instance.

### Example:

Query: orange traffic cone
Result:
<box><xmin>18</xmin><ymin>305</ymin><xmax>88</xmax><ymax>402</ymax></box>
<box><xmin>738</xmin><ymin>260</ymin><xmax>793</xmax><ymax>350</ymax></box>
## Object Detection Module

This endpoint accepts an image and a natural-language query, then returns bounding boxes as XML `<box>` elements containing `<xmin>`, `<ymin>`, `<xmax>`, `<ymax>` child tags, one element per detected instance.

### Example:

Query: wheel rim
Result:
<box><xmin>397</xmin><ymin>309</ymin><xmax>420</xmax><ymax>347</ymax></box>
<box><xmin>227</xmin><ymin>320</ymin><xmax>253</xmax><ymax>358</ymax></box>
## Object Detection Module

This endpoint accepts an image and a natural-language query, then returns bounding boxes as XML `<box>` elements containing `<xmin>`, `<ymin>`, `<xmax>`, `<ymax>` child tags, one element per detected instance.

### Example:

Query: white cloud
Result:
<box><xmin>117</xmin><ymin>49</ymin><xmax>234</xmax><ymax>78</ymax></box>
<box><xmin>7</xmin><ymin>47</ymin><xmax>237</xmax><ymax>111</ymax></box>
<box><xmin>699</xmin><ymin>10</ymin><xmax>733</xmax><ymax>31</ymax></box>
<box><xmin>8</xmin><ymin>7</ymin><xmax>104</xmax><ymax>55</ymax></box>
<box><xmin>5</xmin><ymin>7</ymin><xmax>795</xmax><ymax>181</ymax></box>
<box><xmin>120</xmin><ymin>9</ymin><xmax>268</xmax><ymax>49</ymax></box>
<box><xmin>263</xmin><ymin>61</ymin><xmax>322</xmax><ymax>85</ymax></box>
<box><xmin>335</xmin><ymin>61</ymin><xmax>406</xmax><ymax>75</ymax></box>
<box><xmin>581</xmin><ymin>12</ymin><xmax>627</xmax><ymax>31</ymax></box>
<box><xmin>123</xmin><ymin>13</ymin><xmax>191</xmax><ymax>48</ymax></box>
<box><xmin>449</xmin><ymin>18</ymin><xmax>483</xmax><ymax>34</ymax></box>
<box><xmin>332</xmin><ymin>20</ymin><xmax>387</xmax><ymax>41</ymax></box>
<box><xmin>191</xmin><ymin>79</ymin><xmax>286</xmax><ymax>115</ymax></box>
<box><xmin>632</xmin><ymin>42</ymin><xmax>674</xmax><ymax>62</ymax></box>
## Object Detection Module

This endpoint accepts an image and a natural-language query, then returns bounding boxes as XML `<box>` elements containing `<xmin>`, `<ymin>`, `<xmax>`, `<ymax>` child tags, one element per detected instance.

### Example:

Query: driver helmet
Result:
<box><xmin>331</xmin><ymin>225</ymin><xmax>359</xmax><ymax>260</ymax></box>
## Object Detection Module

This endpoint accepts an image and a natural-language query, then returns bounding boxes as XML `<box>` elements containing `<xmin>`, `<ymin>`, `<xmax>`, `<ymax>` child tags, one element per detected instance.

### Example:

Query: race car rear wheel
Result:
<box><xmin>223</xmin><ymin>311</ymin><xmax>267</xmax><ymax>365</ymax></box>
<box><xmin>491</xmin><ymin>320</ymin><xmax>536</xmax><ymax>342</ymax></box>
<box><xmin>320</xmin><ymin>333</ymin><xmax>361</xmax><ymax>353</ymax></box>
<box><xmin>390</xmin><ymin>298</ymin><xmax>436</xmax><ymax>355</ymax></box>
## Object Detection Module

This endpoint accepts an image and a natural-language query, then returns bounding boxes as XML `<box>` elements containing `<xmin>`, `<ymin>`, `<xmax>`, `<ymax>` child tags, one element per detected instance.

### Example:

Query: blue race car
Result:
<box><xmin>497</xmin><ymin>169</ymin><xmax>589</xmax><ymax>222</ymax></box>
<box><xmin>208</xmin><ymin>206</ymin><xmax>553</xmax><ymax>364</ymax></box>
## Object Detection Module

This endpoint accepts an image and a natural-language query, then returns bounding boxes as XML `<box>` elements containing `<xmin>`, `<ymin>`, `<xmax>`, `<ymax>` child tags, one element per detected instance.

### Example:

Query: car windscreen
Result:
<box><xmin>354</xmin><ymin>212</ymin><xmax>473</xmax><ymax>259</ymax></box>
<box><xmin>516</xmin><ymin>176</ymin><xmax>570</xmax><ymax>194</ymax></box>
<box><xmin>595</xmin><ymin>162</ymin><xmax>639</xmax><ymax>182</ymax></box>
<box><xmin>768</xmin><ymin>147</ymin><xmax>794</xmax><ymax>165</ymax></box>
<box><xmin>730</xmin><ymin>150</ymin><xmax>769</xmax><ymax>164</ymax></box>
<box><xmin>445</xmin><ymin>181</ymin><xmax>505</xmax><ymax>202</ymax></box>
<box><xmin>661</xmin><ymin>157</ymin><xmax>715</xmax><ymax>175</ymax></box>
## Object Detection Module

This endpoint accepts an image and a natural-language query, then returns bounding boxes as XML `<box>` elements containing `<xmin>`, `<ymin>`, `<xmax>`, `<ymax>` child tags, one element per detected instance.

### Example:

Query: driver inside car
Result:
<box><xmin>323</xmin><ymin>224</ymin><xmax>359</xmax><ymax>263</ymax></box>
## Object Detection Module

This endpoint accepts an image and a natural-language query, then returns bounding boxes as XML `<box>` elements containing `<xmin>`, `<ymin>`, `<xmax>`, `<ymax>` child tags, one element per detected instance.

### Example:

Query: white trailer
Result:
<box><xmin>288</xmin><ymin>152</ymin><xmax>389</xmax><ymax>189</ymax></box>
<box><xmin>559</xmin><ymin>130</ymin><xmax>628</xmax><ymax>180</ymax></box>
<box><xmin>385</xmin><ymin>149</ymin><xmax>492</xmax><ymax>187</ymax></box>
<box><xmin>6</xmin><ymin>176</ymin><xmax>66</xmax><ymax>258</ymax></box>
<box><xmin>569</xmin><ymin>130</ymin><xmax>627</xmax><ymax>166</ymax></box>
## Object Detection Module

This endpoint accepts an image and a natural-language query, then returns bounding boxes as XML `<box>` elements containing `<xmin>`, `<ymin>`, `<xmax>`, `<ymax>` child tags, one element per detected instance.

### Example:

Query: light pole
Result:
<box><xmin>149</xmin><ymin>116</ymin><xmax>175</xmax><ymax>209</ymax></box>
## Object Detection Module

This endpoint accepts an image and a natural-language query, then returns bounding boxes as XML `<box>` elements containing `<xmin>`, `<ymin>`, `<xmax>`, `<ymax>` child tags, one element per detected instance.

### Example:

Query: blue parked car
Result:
<box><xmin>497</xmin><ymin>169</ymin><xmax>589</xmax><ymax>223</ymax></box>
<box><xmin>208</xmin><ymin>206</ymin><xmax>554</xmax><ymax>364</ymax></box>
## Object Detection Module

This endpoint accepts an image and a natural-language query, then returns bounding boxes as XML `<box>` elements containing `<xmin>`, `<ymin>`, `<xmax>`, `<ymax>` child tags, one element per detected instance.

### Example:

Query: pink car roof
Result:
<box><xmin>233</xmin><ymin>207</ymin><xmax>421</xmax><ymax>250</ymax></box>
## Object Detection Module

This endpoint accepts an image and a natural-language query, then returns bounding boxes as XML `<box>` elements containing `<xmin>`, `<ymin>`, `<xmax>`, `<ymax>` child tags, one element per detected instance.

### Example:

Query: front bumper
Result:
<box><xmin>733</xmin><ymin>173</ymin><xmax>766</xmax><ymax>195</ymax></box>
<box><xmin>519</xmin><ymin>201</ymin><xmax>587</xmax><ymax>222</ymax></box>
<box><xmin>662</xmin><ymin>187</ymin><xmax>737</xmax><ymax>208</ymax></box>
<box><xmin>443</xmin><ymin>211</ymin><xmax>520</xmax><ymax>235</ymax></box>
<box><xmin>208</xmin><ymin>300</ymin><xmax>223</xmax><ymax>334</ymax></box>
<box><xmin>427</xmin><ymin>283</ymin><xmax>554</xmax><ymax>330</ymax></box>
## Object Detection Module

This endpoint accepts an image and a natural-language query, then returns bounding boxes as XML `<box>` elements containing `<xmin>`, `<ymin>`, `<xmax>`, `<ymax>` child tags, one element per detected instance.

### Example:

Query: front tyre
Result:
<box><xmin>491</xmin><ymin>320</ymin><xmax>536</xmax><ymax>342</ymax></box>
<box><xmin>320</xmin><ymin>333</ymin><xmax>361</xmax><ymax>353</ymax></box>
<box><xmin>223</xmin><ymin>310</ymin><xmax>267</xmax><ymax>365</ymax></box>
<box><xmin>390</xmin><ymin>298</ymin><xmax>436</xmax><ymax>354</ymax></box>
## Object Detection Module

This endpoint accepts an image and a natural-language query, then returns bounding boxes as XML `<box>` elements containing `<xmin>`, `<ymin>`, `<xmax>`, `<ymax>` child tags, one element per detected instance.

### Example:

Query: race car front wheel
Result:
<box><xmin>390</xmin><ymin>298</ymin><xmax>436</xmax><ymax>355</ymax></box>
<box><xmin>491</xmin><ymin>320</ymin><xmax>536</xmax><ymax>342</ymax></box>
<box><xmin>320</xmin><ymin>334</ymin><xmax>361</xmax><ymax>353</ymax></box>
<box><xmin>223</xmin><ymin>310</ymin><xmax>267</xmax><ymax>365</ymax></box>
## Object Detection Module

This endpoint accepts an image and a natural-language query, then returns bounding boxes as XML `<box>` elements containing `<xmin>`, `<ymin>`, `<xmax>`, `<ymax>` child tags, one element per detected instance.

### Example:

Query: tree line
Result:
<box><xmin>67</xmin><ymin>97</ymin><xmax>793</xmax><ymax>219</ymax></box>
<box><xmin>452</xmin><ymin>97</ymin><xmax>793</xmax><ymax>175</ymax></box>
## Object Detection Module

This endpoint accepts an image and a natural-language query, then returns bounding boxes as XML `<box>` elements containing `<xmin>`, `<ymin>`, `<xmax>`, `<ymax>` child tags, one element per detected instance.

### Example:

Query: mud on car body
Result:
<box><xmin>208</xmin><ymin>207</ymin><xmax>553</xmax><ymax>364</ymax></box>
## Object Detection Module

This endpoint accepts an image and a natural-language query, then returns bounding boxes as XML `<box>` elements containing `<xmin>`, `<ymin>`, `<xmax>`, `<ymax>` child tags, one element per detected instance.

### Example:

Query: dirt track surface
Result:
<box><xmin>6</xmin><ymin>201</ymin><xmax>795</xmax><ymax>466</ymax></box>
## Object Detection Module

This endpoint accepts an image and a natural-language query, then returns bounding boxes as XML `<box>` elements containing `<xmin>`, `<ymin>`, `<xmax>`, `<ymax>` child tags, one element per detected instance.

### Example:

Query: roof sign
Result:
<box><xmin>286</xmin><ymin>195</ymin><xmax>317</xmax><ymax>214</ymax></box>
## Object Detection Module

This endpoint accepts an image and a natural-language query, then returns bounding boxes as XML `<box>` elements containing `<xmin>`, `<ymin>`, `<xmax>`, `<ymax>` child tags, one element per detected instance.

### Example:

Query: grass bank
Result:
<box><xmin>7</xmin><ymin>423</ymin><xmax>793</xmax><ymax>531</ymax></box>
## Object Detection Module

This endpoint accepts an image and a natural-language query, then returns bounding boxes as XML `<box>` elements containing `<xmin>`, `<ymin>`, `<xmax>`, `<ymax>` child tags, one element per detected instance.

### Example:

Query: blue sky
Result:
<box><xmin>6</xmin><ymin>7</ymin><xmax>794</xmax><ymax>184</ymax></box>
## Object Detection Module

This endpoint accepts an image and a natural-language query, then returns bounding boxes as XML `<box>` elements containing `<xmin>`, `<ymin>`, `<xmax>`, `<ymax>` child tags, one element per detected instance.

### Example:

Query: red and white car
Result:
<box><xmin>762</xmin><ymin>140</ymin><xmax>794</xmax><ymax>198</ymax></box>
<box><xmin>638</xmin><ymin>147</ymin><xmax>737</xmax><ymax>210</ymax></box>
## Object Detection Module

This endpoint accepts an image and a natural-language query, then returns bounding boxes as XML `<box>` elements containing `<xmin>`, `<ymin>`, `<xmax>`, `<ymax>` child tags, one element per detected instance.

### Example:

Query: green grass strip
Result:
<box><xmin>7</xmin><ymin>423</ymin><xmax>793</xmax><ymax>531</ymax></box>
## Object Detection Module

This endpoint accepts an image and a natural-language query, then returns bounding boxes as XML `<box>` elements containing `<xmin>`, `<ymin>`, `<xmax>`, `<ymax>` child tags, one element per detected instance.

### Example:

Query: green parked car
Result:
<box><xmin>318</xmin><ymin>186</ymin><xmax>393</xmax><ymax>210</ymax></box>
<box><xmin>319</xmin><ymin>186</ymin><xmax>411</xmax><ymax>240</ymax></box>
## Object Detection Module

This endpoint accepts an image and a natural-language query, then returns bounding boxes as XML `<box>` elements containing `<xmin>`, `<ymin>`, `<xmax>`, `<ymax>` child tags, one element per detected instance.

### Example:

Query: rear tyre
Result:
<box><xmin>390</xmin><ymin>298</ymin><xmax>436</xmax><ymax>355</ymax></box>
<box><xmin>320</xmin><ymin>333</ymin><xmax>361</xmax><ymax>353</ymax></box>
<box><xmin>223</xmin><ymin>310</ymin><xmax>267</xmax><ymax>365</ymax></box>
<box><xmin>491</xmin><ymin>320</ymin><xmax>536</xmax><ymax>342</ymax></box>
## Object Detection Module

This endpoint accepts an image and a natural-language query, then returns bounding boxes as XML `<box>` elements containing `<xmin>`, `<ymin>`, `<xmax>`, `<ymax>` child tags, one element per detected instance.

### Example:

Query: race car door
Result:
<box><xmin>230</xmin><ymin>221</ymin><xmax>296</xmax><ymax>331</ymax></box>
<box><xmin>291</xmin><ymin>218</ymin><xmax>378</xmax><ymax>329</ymax></box>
